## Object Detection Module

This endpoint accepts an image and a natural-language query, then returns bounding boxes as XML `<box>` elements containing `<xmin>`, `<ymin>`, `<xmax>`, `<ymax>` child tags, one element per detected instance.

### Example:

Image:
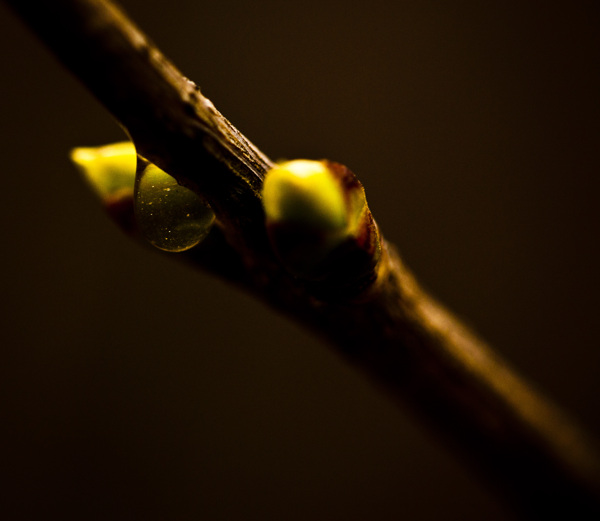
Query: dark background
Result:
<box><xmin>1</xmin><ymin>1</ymin><xmax>598</xmax><ymax>519</ymax></box>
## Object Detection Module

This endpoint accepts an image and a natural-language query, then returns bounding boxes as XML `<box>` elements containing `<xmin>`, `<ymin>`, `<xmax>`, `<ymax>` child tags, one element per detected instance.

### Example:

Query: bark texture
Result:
<box><xmin>6</xmin><ymin>0</ymin><xmax>600</xmax><ymax>517</ymax></box>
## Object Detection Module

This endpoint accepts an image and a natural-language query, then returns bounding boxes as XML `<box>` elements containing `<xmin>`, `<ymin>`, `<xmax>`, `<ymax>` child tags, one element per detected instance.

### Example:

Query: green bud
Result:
<box><xmin>263</xmin><ymin>160</ymin><xmax>349</xmax><ymax>233</ymax></box>
<box><xmin>262</xmin><ymin>159</ymin><xmax>379</xmax><ymax>286</ymax></box>
<box><xmin>70</xmin><ymin>141</ymin><xmax>136</xmax><ymax>201</ymax></box>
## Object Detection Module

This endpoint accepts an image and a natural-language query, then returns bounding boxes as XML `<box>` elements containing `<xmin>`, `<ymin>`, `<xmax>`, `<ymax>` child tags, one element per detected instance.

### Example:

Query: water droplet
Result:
<box><xmin>134</xmin><ymin>161</ymin><xmax>215</xmax><ymax>252</ymax></box>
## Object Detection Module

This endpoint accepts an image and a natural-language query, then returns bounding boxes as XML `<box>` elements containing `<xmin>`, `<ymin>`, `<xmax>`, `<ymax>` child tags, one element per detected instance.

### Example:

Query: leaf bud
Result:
<box><xmin>263</xmin><ymin>159</ymin><xmax>380</xmax><ymax>291</ymax></box>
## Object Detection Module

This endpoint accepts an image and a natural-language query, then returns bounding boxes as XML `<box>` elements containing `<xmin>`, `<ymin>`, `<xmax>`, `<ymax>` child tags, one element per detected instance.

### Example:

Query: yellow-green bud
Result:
<box><xmin>263</xmin><ymin>160</ymin><xmax>349</xmax><ymax>233</ymax></box>
<box><xmin>262</xmin><ymin>159</ymin><xmax>379</xmax><ymax>285</ymax></box>
<box><xmin>70</xmin><ymin>141</ymin><xmax>136</xmax><ymax>201</ymax></box>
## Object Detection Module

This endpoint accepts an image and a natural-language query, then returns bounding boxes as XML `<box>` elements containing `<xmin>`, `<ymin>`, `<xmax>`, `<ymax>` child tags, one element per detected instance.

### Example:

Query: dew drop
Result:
<box><xmin>134</xmin><ymin>161</ymin><xmax>215</xmax><ymax>252</ymax></box>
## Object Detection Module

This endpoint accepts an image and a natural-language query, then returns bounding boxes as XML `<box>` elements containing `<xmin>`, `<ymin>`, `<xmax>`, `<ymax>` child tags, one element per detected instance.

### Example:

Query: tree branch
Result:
<box><xmin>6</xmin><ymin>0</ymin><xmax>600</xmax><ymax>517</ymax></box>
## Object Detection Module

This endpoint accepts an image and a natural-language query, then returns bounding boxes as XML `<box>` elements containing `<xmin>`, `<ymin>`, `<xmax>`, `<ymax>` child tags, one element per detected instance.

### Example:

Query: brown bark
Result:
<box><xmin>6</xmin><ymin>0</ymin><xmax>600</xmax><ymax>517</ymax></box>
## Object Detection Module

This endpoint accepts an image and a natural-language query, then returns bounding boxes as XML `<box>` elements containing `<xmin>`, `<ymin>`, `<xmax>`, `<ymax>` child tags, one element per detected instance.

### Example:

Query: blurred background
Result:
<box><xmin>0</xmin><ymin>1</ymin><xmax>598</xmax><ymax>519</ymax></box>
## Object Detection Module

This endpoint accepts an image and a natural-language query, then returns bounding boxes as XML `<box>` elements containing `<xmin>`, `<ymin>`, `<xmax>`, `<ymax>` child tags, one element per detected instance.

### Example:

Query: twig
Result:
<box><xmin>6</xmin><ymin>0</ymin><xmax>600</xmax><ymax>517</ymax></box>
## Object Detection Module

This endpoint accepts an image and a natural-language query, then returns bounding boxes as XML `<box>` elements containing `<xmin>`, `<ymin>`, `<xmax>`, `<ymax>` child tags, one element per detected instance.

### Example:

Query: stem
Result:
<box><xmin>6</xmin><ymin>0</ymin><xmax>600</xmax><ymax>517</ymax></box>
<box><xmin>314</xmin><ymin>246</ymin><xmax>600</xmax><ymax>517</ymax></box>
<box><xmin>6</xmin><ymin>0</ymin><xmax>273</xmax><ymax>260</ymax></box>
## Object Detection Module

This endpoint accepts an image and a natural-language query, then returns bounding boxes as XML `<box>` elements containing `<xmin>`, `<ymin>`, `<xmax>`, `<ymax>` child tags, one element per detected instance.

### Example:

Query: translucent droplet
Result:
<box><xmin>134</xmin><ymin>161</ymin><xmax>215</xmax><ymax>252</ymax></box>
